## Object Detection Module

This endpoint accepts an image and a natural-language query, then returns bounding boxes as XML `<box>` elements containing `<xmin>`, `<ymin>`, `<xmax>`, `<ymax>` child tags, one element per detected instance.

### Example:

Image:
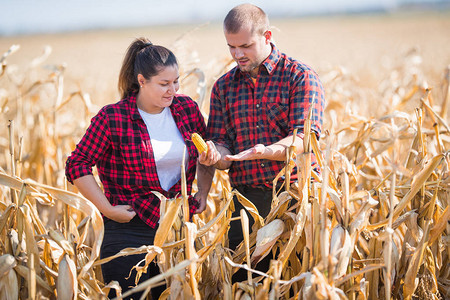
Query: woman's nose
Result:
<box><xmin>168</xmin><ymin>84</ymin><xmax>176</xmax><ymax>94</ymax></box>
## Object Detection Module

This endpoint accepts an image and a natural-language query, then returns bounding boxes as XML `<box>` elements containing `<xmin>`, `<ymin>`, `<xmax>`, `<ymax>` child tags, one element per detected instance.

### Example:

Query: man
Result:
<box><xmin>195</xmin><ymin>3</ymin><xmax>325</xmax><ymax>280</ymax></box>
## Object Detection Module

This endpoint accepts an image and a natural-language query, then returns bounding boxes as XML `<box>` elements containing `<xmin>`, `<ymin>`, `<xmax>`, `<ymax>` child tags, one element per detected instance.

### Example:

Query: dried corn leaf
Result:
<box><xmin>0</xmin><ymin>204</ymin><xmax>16</xmax><ymax>236</ymax></box>
<box><xmin>119</xmin><ymin>259</ymin><xmax>195</xmax><ymax>300</ymax></box>
<box><xmin>19</xmin><ymin>205</ymin><xmax>40</xmax><ymax>271</ymax></box>
<box><xmin>277</xmin><ymin>176</ymin><xmax>309</xmax><ymax>267</ymax></box>
<box><xmin>350</xmin><ymin>193</ymin><xmax>378</xmax><ymax>236</ymax></box>
<box><xmin>21</xmin><ymin>179</ymin><xmax>103</xmax><ymax>279</ymax></box>
<box><xmin>14</xmin><ymin>264</ymin><xmax>53</xmax><ymax>294</ymax></box>
<box><xmin>49</xmin><ymin>229</ymin><xmax>74</xmax><ymax>256</ymax></box>
<box><xmin>403</xmin><ymin>222</ymin><xmax>431</xmax><ymax>297</ymax></box>
<box><xmin>185</xmin><ymin>221</ymin><xmax>201</xmax><ymax>299</ymax></box>
<box><xmin>133</xmin><ymin>196</ymin><xmax>182</xmax><ymax>283</ymax></box>
<box><xmin>368</xmin><ymin>154</ymin><xmax>444</xmax><ymax>230</ymax></box>
<box><xmin>232</xmin><ymin>190</ymin><xmax>264</xmax><ymax>228</ymax></box>
<box><xmin>429</xmin><ymin>206</ymin><xmax>449</xmax><ymax>245</ymax></box>
<box><xmin>94</xmin><ymin>245</ymin><xmax>162</xmax><ymax>266</ymax></box>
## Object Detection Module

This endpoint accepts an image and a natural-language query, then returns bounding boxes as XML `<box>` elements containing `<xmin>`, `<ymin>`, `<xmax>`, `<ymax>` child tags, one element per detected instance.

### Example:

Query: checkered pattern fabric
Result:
<box><xmin>66</xmin><ymin>93</ymin><xmax>206</xmax><ymax>228</ymax></box>
<box><xmin>206</xmin><ymin>43</ymin><xmax>325</xmax><ymax>188</ymax></box>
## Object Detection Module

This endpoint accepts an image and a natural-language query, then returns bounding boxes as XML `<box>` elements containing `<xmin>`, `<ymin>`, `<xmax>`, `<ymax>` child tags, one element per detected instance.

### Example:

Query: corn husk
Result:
<box><xmin>251</xmin><ymin>219</ymin><xmax>284</xmax><ymax>266</ymax></box>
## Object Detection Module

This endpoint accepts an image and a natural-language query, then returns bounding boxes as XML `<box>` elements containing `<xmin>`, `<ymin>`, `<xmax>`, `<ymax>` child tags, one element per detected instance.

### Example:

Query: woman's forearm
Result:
<box><xmin>74</xmin><ymin>175</ymin><xmax>112</xmax><ymax>214</ymax></box>
<box><xmin>73</xmin><ymin>175</ymin><xmax>135</xmax><ymax>222</ymax></box>
<box><xmin>213</xmin><ymin>145</ymin><xmax>233</xmax><ymax>170</ymax></box>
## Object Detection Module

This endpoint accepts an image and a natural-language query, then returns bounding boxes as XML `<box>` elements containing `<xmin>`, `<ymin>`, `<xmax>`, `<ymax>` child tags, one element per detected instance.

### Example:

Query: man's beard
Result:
<box><xmin>237</xmin><ymin>60</ymin><xmax>259</xmax><ymax>74</ymax></box>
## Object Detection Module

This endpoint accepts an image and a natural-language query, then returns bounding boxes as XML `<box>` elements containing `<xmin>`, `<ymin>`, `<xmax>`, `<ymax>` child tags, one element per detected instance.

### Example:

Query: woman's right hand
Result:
<box><xmin>73</xmin><ymin>175</ymin><xmax>136</xmax><ymax>223</ymax></box>
<box><xmin>104</xmin><ymin>205</ymin><xmax>136</xmax><ymax>223</ymax></box>
<box><xmin>198</xmin><ymin>141</ymin><xmax>221</xmax><ymax>166</ymax></box>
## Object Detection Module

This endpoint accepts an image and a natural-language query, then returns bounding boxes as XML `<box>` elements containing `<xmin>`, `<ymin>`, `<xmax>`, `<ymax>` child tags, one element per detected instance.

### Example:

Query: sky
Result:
<box><xmin>0</xmin><ymin>0</ymin><xmax>447</xmax><ymax>36</ymax></box>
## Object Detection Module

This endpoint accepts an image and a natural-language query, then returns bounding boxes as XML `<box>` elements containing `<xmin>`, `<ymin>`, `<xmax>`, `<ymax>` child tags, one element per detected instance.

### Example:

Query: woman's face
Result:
<box><xmin>137</xmin><ymin>64</ymin><xmax>180</xmax><ymax>114</ymax></box>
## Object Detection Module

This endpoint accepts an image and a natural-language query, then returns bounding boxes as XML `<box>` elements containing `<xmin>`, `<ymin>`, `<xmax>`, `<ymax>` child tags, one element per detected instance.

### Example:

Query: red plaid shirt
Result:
<box><xmin>206</xmin><ymin>43</ymin><xmax>324</xmax><ymax>188</ymax></box>
<box><xmin>65</xmin><ymin>93</ymin><xmax>205</xmax><ymax>228</ymax></box>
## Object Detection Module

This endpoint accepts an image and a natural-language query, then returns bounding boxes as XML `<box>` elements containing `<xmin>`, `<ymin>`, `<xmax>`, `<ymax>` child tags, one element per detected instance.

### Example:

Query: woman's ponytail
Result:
<box><xmin>118</xmin><ymin>37</ymin><xmax>177</xmax><ymax>99</ymax></box>
<box><xmin>118</xmin><ymin>38</ymin><xmax>152</xmax><ymax>99</ymax></box>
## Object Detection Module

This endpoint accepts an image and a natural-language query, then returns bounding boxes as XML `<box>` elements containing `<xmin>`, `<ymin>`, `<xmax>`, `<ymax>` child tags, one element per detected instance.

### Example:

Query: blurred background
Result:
<box><xmin>1</xmin><ymin>0</ymin><xmax>449</xmax><ymax>36</ymax></box>
<box><xmin>0</xmin><ymin>1</ymin><xmax>448</xmax><ymax>147</ymax></box>
<box><xmin>1</xmin><ymin>0</ymin><xmax>449</xmax><ymax>106</ymax></box>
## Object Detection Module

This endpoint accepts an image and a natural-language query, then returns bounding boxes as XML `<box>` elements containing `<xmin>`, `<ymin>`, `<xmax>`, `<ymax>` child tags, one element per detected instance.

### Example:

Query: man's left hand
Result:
<box><xmin>224</xmin><ymin>144</ymin><xmax>268</xmax><ymax>161</ymax></box>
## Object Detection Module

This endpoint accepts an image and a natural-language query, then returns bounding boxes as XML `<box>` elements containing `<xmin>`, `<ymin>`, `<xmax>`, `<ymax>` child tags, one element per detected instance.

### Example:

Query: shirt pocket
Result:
<box><xmin>120</xmin><ymin>143</ymin><xmax>144</xmax><ymax>172</ymax></box>
<box><xmin>266</xmin><ymin>102</ymin><xmax>289</xmax><ymax>137</ymax></box>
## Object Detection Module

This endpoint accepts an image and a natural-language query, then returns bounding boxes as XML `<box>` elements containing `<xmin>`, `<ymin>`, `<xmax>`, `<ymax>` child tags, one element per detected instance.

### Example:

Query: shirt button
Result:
<box><xmin>261</xmin><ymin>163</ymin><xmax>265</xmax><ymax>167</ymax></box>
<box><xmin>256</xmin><ymin>104</ymin><xmax>260</xmax><ymax>108</ymax></box>
<box><xmin>256</xmin><ymin>125</ymin><xmax>260</xmax><ymax>129</ymax></box>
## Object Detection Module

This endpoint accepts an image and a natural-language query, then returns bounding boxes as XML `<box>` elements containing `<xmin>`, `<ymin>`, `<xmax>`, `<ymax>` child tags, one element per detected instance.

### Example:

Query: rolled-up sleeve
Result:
<box><xmin>290</xmin><ymin>69</ymin><xmax>325</xmax><ymax>139</ymax></box>
<box><xmin>65</xmin><ymin>109</ymin><xmax>111</xmax><ymax>184</ymax></box>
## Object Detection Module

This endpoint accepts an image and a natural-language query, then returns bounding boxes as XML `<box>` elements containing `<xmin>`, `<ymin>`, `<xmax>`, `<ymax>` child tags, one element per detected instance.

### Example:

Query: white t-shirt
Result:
<box><xmin>138</xmin><ymin>107</ymin><xmax>188</xmax><ymax>191</ymax></box>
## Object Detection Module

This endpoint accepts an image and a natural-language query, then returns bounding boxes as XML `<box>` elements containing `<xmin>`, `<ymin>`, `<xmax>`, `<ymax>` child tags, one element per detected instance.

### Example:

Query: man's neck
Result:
<box><xmin>249</xmin><ymin>67</ymin><xmax>259</xmax><ymax>79</ymax></box>
<box><xmin>248</xmin><ymin>44</ymin><xmax>272</xmax><ymax>78</ymax></box>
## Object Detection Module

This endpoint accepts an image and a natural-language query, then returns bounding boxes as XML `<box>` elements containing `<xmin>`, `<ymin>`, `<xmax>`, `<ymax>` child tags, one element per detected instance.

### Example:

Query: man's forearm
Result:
<box><xmin>265</xmin><ymin>134</ymin><xmax>304</xmax><ymax>161</ymax></box>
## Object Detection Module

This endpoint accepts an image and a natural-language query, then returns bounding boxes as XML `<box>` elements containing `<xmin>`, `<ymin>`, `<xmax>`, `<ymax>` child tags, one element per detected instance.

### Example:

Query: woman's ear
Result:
<box><xmin>137</xmin><ymin>74</ymin><xmax>145</xmax><ymax>87</ymax></box>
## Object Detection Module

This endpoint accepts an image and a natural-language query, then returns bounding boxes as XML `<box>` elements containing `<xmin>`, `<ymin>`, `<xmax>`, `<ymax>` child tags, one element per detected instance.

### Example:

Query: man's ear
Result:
<box><xmin>264</xmin><ymin>30</ymin><xmax>272</xmax><ymax>43</ymax></box>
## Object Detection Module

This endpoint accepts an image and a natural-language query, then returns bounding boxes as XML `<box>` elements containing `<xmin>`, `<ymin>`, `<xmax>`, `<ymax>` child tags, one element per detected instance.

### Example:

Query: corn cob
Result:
<box><xmin>192</xmin><ymin>133</ymin><xmax>208</xmax><ymax>154</ymax></box>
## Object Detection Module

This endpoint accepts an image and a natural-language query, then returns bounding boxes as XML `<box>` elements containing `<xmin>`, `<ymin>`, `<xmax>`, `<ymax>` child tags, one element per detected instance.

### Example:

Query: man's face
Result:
<box><xmin>224</xmin><ymin>26</ymin><xmax>271</xmax><ymax>77</ymax></box>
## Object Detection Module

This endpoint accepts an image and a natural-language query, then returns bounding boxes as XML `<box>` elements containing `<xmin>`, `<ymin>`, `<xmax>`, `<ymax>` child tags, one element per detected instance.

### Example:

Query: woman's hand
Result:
<box><xmin>104</xmin><ymin>205</ymin><xmax>136</xmax><ymax>223</ymax></box>
<box><xmin>198</xmin><ymin>141</ymin><xmax>221</xmax><ymax>166</ymax></box>
<box><xmin>194</xmin><ymin>192</ymin><xmax>207</xmax><ymax>214</ymax></box>
<box><xmin>73</xmin><ymin>175</ymin><xmax>136</xmax><ymax>223</ymax></box>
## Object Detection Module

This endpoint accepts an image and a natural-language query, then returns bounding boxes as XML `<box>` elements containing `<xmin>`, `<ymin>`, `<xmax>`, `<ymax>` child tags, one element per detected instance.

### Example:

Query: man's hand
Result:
<box><xmin>104</xmin><ymin>205</ymin><xmax>136</xmax><ymax>223</ymax></box>
<box><xmin>224</xmin><ymin>144</ymin><xmax>268</xmax><ymax>161</ymax></box>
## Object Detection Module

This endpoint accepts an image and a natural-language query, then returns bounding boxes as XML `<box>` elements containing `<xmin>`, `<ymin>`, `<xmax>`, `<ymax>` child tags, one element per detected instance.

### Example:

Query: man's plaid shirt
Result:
<box><xmin>206</xmin><ymin>43</ymin><xmax>325</xmax><ymax>188</ymax></box>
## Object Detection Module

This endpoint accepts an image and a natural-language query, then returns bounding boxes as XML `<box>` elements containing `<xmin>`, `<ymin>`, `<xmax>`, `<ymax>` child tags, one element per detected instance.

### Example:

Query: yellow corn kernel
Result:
<box><xmin>192</xmin><ymin>133</ymin><xmax>207</xmax><ymax>154</ymax></box>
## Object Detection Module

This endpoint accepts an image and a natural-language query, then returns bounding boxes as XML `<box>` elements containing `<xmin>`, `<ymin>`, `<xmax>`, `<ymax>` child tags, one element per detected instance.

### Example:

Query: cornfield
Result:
<box><xmin>0</xmin><ymin>22</ymin><xmax>449</xmax><ymax>300</ymax></box>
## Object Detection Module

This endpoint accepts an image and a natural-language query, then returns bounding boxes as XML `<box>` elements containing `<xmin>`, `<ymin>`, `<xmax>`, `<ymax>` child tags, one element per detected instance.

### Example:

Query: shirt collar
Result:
<box><xmin>128</xmin><ymin>92</ymin><xmax>142</xmax><ymax>120</ymax></box>
<box><xmin>232</xmin><ymin>42</ymin><xmax>281</xmax><ymax>80</ymax></box>
<box><xmin>261</xmin><ymin>42</ymin><xmax>281</xmax><ymax>74</ymax></box>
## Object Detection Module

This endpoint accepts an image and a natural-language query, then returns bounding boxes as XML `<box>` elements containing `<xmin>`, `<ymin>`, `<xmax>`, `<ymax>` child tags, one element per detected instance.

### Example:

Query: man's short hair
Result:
<box><xmin>224</xmin><ymin>3</ymin><xmax>269</xmax><ymax>35</ymax></box>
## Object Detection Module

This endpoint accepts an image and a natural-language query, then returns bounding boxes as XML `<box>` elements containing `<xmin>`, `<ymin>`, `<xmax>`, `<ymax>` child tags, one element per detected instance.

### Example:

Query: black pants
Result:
<box><xmin>230</xmin><ymin>185</ymin><xmax>275</xmax><ymax>283</ymax></box>
<box><xmin>100</xmin><ymin>216</ymin><xmax>165</xmax><ymax>300</ymax></box>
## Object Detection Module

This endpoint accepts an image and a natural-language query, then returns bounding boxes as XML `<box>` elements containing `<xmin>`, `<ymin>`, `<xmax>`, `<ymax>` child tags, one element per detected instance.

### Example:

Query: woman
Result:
<box><xmin>65</xmin><ymin>37</ymin><xmax>206</xmax><ymax>299</ymax></box>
